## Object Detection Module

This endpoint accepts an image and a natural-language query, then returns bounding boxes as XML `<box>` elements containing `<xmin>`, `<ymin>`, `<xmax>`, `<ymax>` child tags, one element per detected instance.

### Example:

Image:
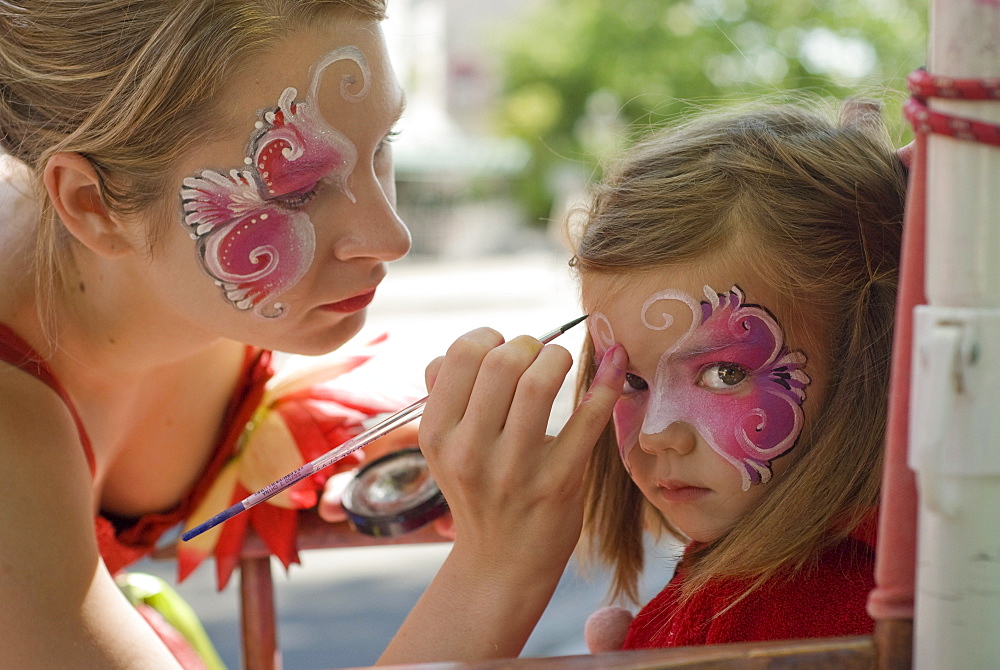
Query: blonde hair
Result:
<box><xmin>0</xmin><ymin>0</ymin><xmax>386</xmax><ymax>330</ymax></box>
<box><xmin>573</xmin><ymin>98</ymin><xmax>906</xmax><ymax>605</ymax></box>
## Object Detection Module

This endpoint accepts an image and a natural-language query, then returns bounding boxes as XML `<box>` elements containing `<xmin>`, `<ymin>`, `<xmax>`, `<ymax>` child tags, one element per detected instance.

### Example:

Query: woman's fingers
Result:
<box><xmin>424</xmin><ymin>356</ymin><xmax>443</xmax><ymax>393</ymax></box>
<box><xmin>432</xmin><ymin>513</ymin><xmax>456</xmax><ymax>540</ymax></box>
<box><xmin>556</xmin><ymin>344</ymin><xmax>627</xmax><ymax>466</ymax></box>
<box><xmin>418</xmin><ymin>332</ymin><xmax>625</xmax><ymax>534</ymax></box>
<box><xmin>317</xmin><ymin>470</ymin><xmax>353</xmax><ymax>522</ymax></box>
<box><xmin>464</xmin><ymin>335</ymin><xmax>551</xmax><ymax>438</ymax></box>
<box><xmin>420</xmin><ymin>328</ymin><xmax>505</xmax><ymax>450</ymax></box>
<box><xmin>503</xmin><ymin>342</ymin><xmax>573</xmax><ymax>446</ymax></box>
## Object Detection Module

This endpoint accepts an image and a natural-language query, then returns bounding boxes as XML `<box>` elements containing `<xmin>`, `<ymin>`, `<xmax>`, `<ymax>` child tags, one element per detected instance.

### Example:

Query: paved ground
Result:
<box><xmin>136</xmin><ymin>249</ymin><xmax>679</xmax><ymax>670</ymax></box>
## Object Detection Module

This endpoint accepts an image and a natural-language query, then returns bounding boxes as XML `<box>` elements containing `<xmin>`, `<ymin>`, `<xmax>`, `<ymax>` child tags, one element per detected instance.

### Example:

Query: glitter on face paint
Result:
<box><xmin>180</xmin><ymin>46</ymin><xmax>371</xmax><ymax>318</ymax></box>
<box><xmin>592</xmin><ymin>285</ymin><xmax>810</xmax><ymax>490</ymax></box>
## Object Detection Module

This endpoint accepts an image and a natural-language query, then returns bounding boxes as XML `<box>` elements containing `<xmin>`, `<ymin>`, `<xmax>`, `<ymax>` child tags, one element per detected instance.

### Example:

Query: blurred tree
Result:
<box><xmin>494</xmin><ymin>0</ymin><xmax>927</xmax><ymax>224</ymax></box>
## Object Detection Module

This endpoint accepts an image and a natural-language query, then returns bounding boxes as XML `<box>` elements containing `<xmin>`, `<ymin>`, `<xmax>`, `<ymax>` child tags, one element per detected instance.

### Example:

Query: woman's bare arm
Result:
<box><xmin>0</xmin><ymin>368</ymin><xmax>182</xmax><ymax>669</ymax></box>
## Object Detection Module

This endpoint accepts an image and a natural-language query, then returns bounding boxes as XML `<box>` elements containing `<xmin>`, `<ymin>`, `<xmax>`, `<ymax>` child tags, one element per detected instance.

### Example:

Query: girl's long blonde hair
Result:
<box><xmin>0</xmin><ymin>0</ymin><xmax>386</xmax><ymax>333</ymax></box>
<box><xmin>572</xmin><ymin>98</ymin><xmax>907</xmax><ymax>605</ymax></box>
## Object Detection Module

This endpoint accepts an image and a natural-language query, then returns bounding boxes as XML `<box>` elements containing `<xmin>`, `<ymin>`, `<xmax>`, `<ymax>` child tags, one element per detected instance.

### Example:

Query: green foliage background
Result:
<box><xmin>494</xmin><ymin>0</ymin><xmax>928</xmax><ymax>223</ymax></box>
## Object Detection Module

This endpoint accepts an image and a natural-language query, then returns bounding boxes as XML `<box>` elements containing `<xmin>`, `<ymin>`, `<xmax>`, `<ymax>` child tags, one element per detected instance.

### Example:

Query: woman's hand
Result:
<box><xmin>378</xmin><ymin>328</ymin><xmax>626</xmax><ymax>664</ymax></box>
<box><xmin>418</xmin><ymin>328</ymin><xmax>607</xmax><ymax>564</ymax></box>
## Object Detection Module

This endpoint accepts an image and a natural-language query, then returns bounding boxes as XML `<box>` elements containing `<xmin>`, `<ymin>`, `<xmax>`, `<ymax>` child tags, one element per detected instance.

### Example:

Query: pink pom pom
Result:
<box><xmin>584</xmin><ymin>606</ymin><xmax>634</xmax><ymax>653</ymax></box>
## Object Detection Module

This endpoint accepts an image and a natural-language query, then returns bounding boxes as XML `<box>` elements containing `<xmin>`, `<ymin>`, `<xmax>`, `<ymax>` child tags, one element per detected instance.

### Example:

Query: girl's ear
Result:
<box><xmin>43</xmin><ymin>152</ymin><xmax>133</xmax><ymax>258</ymax></box>
<box><xmin>839</xmin><ymin>97</ymin><xmax>882</xmax><ymax>132</ymax></box>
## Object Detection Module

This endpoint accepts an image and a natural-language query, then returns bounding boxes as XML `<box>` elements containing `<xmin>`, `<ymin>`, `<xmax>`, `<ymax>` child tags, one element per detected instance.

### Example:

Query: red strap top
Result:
<box><xmin>0</xmin><ymin>322</ymin><xmax>275</xmax><ymax>574</ymax></box>
<box><xmin>0</xmin><ymin>323</ymin><xmax>97</xmax><ymax>475</ymax></box>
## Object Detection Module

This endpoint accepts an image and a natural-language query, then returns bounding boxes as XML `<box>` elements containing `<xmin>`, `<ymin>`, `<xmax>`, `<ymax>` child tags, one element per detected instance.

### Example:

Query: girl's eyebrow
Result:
<box><xmin>670</xmin><ymin>340</ymin><xmax>747</xmax><ymax>362</ymax></box>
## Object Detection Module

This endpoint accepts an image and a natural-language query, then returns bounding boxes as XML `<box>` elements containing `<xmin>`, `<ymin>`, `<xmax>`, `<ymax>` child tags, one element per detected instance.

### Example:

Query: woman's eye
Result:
<box><xmin>377</xmin><ymin>129</ymin><xmax>401</xmax><ymax>155</ymax></box>
<box><xmin>623</xmin><ymin>372</ymin><xmax>648</xmax><ymax>393</ymax></box>
<box><xmin>698</xmin><ymin>362</ymin><xmax>748</xmax><ymax>390</ymax></box>
<box><xmin>276</xmin><ymin>185</ymin><xmax>319</xmax><ymax>209</ymax></box>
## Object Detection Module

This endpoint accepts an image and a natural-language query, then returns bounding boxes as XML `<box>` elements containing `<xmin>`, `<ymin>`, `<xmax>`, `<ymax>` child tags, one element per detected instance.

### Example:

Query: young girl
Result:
<box><xmin>572</xmin><ymin>100</ymin><xmax>907</xmax><ymax>648</ymax></box>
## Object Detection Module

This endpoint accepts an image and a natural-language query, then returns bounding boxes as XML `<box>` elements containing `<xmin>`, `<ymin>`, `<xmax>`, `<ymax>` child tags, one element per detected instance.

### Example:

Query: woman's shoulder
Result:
<box><xmin>0</xmin><ymin>357</ymin><xmax>97</xmax><ymax>545</ymax></box>
<box><xmin>0</xmin><ymin>355</ymin><xmax>92</xmax><ymax>473</ymax></box>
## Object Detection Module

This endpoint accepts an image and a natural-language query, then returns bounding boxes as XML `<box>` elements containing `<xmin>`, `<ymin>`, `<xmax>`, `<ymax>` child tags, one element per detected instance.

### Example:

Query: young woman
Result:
<box><xmin>0</xmin><ymin>1</ymin><xmax>397</xmax><ymax>666</ymax></box>
<box><xmin>0</xmin><ymin>2</ymin><xmax>623</xmax><ymax>666</ymax></box>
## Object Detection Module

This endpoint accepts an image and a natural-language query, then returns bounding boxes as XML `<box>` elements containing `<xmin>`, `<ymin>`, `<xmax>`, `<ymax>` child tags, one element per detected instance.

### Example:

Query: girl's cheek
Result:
<box><xmin>613</xmin><ymin>396</ymin><xmax>645</xmax><ymax>467</ymax></box>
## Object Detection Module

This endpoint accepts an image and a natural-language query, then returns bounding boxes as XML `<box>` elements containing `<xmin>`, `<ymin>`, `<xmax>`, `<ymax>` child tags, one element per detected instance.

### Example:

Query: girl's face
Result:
<box><xmin>138</xmin><ymin>16</ymin><xmax>409</xmax><ymax>355</ymax></box>
<box><xmin>582</xmin><ymin>266</ymin><xmax>824</xmax><ymax>543</ymax></box>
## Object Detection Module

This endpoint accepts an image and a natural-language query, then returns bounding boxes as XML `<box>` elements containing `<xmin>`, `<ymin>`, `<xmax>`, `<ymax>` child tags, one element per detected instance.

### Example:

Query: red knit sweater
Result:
<box><xmin>623</xmin><ymin>515</ymin><xmax>877</xmax><ymax>648</ymax></box>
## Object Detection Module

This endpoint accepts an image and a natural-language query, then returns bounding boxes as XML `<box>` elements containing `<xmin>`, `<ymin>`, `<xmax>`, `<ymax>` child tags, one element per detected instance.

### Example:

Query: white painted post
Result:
<box><xmin>910</xmin><ymin>3</ymin><xmax>1000</xmax><ymax>669</ymax></box>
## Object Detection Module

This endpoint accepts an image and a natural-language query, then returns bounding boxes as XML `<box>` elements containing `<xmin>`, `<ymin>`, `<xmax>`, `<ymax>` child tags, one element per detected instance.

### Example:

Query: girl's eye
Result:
<box><xmin>623</xmin><ymin>372</ymin><xmax>648</xmax><ymax>393</ymax></box>
<box><xmin>698</xmin><ymin>362</ymin><xmax>748</xmax><ymax>390</ymax></box>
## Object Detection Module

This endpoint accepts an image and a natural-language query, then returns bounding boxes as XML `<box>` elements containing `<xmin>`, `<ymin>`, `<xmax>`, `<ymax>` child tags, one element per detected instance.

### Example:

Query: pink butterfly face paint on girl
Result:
<box><xmin>593</xmin><ymin>285</ymin><xmax>810</xmax><ymax>491</ymax></box>
<box><xmin>180</xmin><ymin>46</ymin><xmax>370</xmax><ymax>318</ymax></box>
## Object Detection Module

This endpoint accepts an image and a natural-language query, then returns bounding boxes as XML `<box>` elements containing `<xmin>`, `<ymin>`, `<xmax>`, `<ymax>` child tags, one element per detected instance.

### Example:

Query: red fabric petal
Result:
<box><xmin>212</xmin><ymin>492</ymin><xmax>252</xmax><ymax>590</ymax></box>
<box><xmin>178</xmin><ymin>340</ymin><xmax>418</xmax><ymax>590</ymax></box>
<box><xmin>249</xmin><ymin>501</ymin><xmax>302</xmax><ymax>571</ymax></box>
<box><xmin>275</xmin><ymin>398</ymin><xmax>367</xmax><ymax>493</ymax></box>
<box><xmin>136</xmin><ymin>604</ymin><xmax>209</xmax><ymax>670</ymax></box>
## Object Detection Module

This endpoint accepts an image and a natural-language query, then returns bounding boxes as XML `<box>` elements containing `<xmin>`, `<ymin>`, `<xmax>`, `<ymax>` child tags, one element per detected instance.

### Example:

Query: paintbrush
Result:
<box><xmin>182</xmin><ymin>314</ymin><xmax>588</xmax><ymax>541</ymax></box>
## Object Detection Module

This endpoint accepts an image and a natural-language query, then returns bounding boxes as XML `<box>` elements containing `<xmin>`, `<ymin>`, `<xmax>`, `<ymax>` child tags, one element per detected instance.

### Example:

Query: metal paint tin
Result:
<box><xmin>342</xmin><ymin>447</ymin><xmax>448</xmax><ymax>537</ymax></box>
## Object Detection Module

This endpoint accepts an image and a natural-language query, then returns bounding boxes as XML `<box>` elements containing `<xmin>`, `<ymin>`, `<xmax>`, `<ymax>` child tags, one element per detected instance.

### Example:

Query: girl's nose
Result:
<box><xmin>334</xmin><ymin>175</ymin><xmax>411</xmax><ymax>262</ymax></box>
<box><xmin>638</xmin><ymin>421</ymin><xmax>696</xmax><ymax>456</ymax></box>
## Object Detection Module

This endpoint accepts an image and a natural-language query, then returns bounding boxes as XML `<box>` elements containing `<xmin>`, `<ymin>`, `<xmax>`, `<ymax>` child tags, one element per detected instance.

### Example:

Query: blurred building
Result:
<box><xmin>383</xmin><ymin>0</ymin><xmax>539</xmax><ymax>258</ymax></box>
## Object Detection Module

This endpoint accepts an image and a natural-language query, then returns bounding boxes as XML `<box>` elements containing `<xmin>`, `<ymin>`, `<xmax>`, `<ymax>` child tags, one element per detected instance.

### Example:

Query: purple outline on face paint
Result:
<box><xmin>594</xmin><ymin>285</ymin><xmax>810</xmax><ymax>491</ymax></box>
<box><xmin>179</xmin><ymin>46</ymin><xmax>370</xmax><ymax>318</ymax></box>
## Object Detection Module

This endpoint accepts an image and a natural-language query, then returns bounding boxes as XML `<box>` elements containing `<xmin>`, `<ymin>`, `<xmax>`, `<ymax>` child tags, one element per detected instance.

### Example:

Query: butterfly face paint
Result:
<box><xmin>180</xmin><ymin>46</ymin><xmax>370</xmax><ymax>318</ymax></box>
<box><xmin>592</xmin><ymin>285</ymin><xmax>810</xmax><ymax>491</ymax></box>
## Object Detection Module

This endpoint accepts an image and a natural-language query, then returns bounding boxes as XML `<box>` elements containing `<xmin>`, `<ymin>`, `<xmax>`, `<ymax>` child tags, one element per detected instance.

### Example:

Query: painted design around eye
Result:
<box><xmin>643</xmin><ymin>285</ymin><xmax>811</xmax><ymax>490</ymax></box>
<box><xmin>588</xmin><ymin>312</ymin><xmax>616</xmax><ymax>355</ymax></box>
<box><xmin>180</xmin><ymin>46</ymin><xmax>370</xmax><ymax>318</ymax></box>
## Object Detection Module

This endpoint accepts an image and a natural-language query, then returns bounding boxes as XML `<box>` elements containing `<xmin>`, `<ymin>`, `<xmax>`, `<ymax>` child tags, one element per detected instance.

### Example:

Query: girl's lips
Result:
<box><xmin>657</xmin><ymin>480</ymin><xmax>710</xmax><ymax>503</ymax></box>
<box><xmin>321</xmin><ymin>289</ymin><xmax>376</xmax><ymax>313</ymax></box>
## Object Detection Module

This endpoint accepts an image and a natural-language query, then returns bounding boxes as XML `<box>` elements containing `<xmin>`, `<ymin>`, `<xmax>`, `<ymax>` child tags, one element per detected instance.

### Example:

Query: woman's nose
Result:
<box><xmin>638</xmin><ymin>421</ymin><xmax>696</xmax><ymax>456</ymax></box>
<box><xmin>333</xmin><ymin>175</ymin><xmax>411</xmax><ymax>262</ymax></box>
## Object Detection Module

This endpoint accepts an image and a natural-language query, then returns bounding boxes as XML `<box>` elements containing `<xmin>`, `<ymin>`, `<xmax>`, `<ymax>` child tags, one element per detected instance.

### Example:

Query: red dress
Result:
<box><xmin>623</xmin><ymin>515</ymin><xmax>878</xmax><ymax>648</ymax></box>
<box><xmin>1</xmin><ymin>323</ymin><xmax>404</xmax><ymax>667</ymax></box>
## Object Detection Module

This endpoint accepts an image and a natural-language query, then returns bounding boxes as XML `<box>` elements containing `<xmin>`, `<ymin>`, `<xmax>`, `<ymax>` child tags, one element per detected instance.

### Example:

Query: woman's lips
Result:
<box><xmin>320</xmin><ymin>289</ymin><xmax>376</xmax><ymax>313</ymax></box>
<box><xmin>657</xmin><ymin>480</ymin><xmax>710</xmax><ymax>503</ymax></box>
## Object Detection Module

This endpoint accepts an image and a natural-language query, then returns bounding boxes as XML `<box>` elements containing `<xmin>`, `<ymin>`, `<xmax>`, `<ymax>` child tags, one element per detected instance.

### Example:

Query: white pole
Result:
<box><xmin>910</xmin><ymin>3</ymin><xmax>1000</xmax><ymax>670</ymax></box>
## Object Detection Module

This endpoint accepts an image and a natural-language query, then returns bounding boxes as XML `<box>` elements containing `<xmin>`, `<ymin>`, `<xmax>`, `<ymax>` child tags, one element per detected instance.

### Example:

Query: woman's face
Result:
<box><xmin>139</xmin><ymin>16</ymin><xmax>409</xmax><ymax>355</ymax></box>
<box><xmin>582</xmin><ymin>265</ymin><xmax>826</xmax><ymax>543</ymax></box>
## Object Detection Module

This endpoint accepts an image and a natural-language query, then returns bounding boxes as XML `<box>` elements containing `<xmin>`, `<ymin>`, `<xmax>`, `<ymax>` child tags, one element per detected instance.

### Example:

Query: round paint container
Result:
<box><xmin>342</xmin><ymin>447</ymin><xmax>448</xmax><ymax>537</ymax></box>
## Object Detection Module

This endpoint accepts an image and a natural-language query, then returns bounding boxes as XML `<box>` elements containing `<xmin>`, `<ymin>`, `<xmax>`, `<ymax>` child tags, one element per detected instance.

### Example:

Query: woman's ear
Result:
<box><xmin>43</xmin><ymin>152</ymin><xmax>133</xmax><ymax>258</ymax></box>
